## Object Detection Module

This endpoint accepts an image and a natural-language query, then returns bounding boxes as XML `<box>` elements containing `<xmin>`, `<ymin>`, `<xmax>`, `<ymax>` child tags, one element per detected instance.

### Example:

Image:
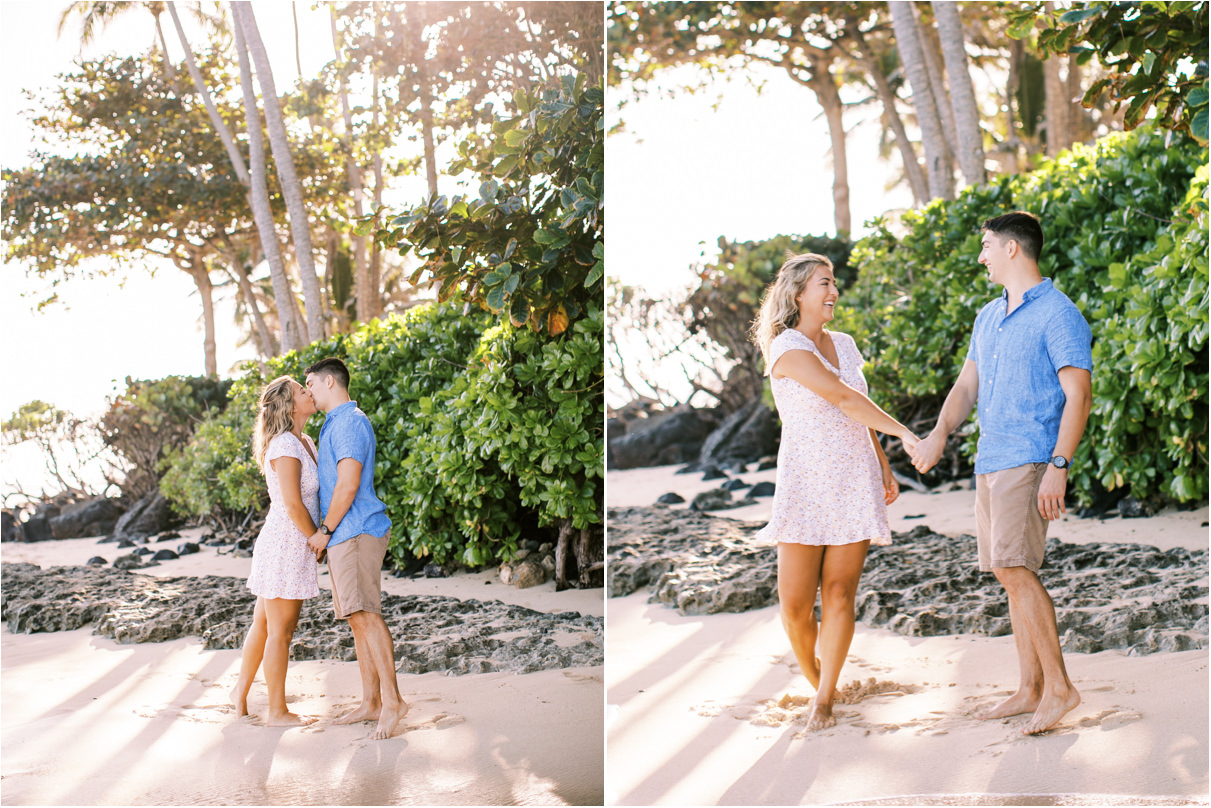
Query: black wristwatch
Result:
<box><xmin>1050</xmin><ymin>456</ymin><xmax>1070</xmax><ymax>470</ymax></box>
<box><xmin>319</xmin><ymin>523</ymin><xmax>333</xmax><ymax>536</ymax></box>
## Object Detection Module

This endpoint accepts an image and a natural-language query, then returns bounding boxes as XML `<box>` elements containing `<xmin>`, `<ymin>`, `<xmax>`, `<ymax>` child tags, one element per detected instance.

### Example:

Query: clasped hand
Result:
<box><xmin>307</xmin><ymin>530</ymin><xmax>328</xmax><ymax>562</ymax></box>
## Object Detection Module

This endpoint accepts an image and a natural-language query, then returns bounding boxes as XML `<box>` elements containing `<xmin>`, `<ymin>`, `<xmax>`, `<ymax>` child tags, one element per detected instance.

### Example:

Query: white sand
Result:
<box><xmin>605</xmin><ymin>465</ymin><xmax>1209</xmax><ymax>805</ymax></box>
<box><xmin>1</xmin><ymin>531</ymin><xmax>603</xmax><ymax>805</ymax></box>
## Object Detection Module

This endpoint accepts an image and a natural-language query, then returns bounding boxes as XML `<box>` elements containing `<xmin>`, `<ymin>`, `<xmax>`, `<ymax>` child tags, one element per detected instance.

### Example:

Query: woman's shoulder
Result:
<box><xmin>773</xmin><ymin>328</ymin><xmax>811</xmax><ymax>348</ymax></box>
<box><xmin>829</xmin><ymin>329</ymin><xmax>859</xmax><ymax>348</ymax></box>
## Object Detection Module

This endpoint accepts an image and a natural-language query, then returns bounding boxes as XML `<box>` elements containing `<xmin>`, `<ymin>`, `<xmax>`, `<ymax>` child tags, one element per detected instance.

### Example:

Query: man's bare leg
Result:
<box><xmin>777</xmin><ymin>543</ymin><xmax>824</xmax><ymax>690</ymax></box>
<box><xmin>333</xmin><ymin>622</ymin><xmax>381</xmax><ymax>725</ymax></box>
<box><xmin>995</xmin><ymin>566</ymin><xmax>1081</xmax><ymax>734</ymax></box>
<box><xmin>231</xmin><ymin>598</ymin><xmax>268</xmax><ymax>718</ymax></box>
<box><xmin>347</xmin><ymin>610</ymin><xmax>409</xmax><ymax>740</ymax></box>
<box><xmin>808</xmin><ymin>541</ymin><xmax>870</xmax><ymax>732</ymax></box>
<box><xmin>978</xmin><ymin>594</ymin><xmax>1043</xmax><ymax>719</ymax></box>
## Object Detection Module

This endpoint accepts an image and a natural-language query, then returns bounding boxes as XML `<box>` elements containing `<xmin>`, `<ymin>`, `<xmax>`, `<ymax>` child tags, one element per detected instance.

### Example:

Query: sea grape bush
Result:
<box><xmin>834</xmin><ymin>123</ymin><xmax>1207</xmax><ymax>505</ymax></box>
<box><xmin>161</xmin><ymin>300</ymin><xmax>603</xmax><ymax>567</ymax></box>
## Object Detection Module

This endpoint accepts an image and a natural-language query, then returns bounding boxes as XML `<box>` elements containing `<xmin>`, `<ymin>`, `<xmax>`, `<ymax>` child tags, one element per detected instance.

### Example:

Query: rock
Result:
<box><xmin>513</xmin><ymin>559</ymin><xmax>547</xmax><ymax>589</ymax></box>
<box><xmin>606</xmin><ymin>505</ymin><xmax>1209</xmax><ymax>655</ymax></box>
<box><xmin>514</xmin><ymin>549</ymin><xmax>532</xmax><ymax>561</ymax></box>
<box><xmin>177</xmin><ymin>542</ymin><xmax>200</xmax><ymax>556</ymax></box>
<box><xmin>608</xmin><ymin>407</ymin><xmax>721</xmax><ymax>470</ymax></box>
<box><xmin>696</xmin><ymin>397</ymin><xmax>780</xmax><ymax>470</ymax></box>
<box><xmin>750</xmin><ymin>482</ymin><xmax>776</xmax><ymax>497</ymax></box>
<box><xmin>109</xmin><ymin>490</ymin><xmax>181</xmax><ymax>542</ymax></box>
<box><xmin>21</xmin><ymin>514</ymin><xmax>54</xmax><ymax>543</ymax></box>
<box><xmin>423</xmin><ymin>562</ymin><xmax>449</xmax><ymax>578</ymax></box>
<box><xmin>756</xmin><ymin>457</ymin><xmax>777</xmax><ymax>471</ymax></box>
<box><xmin>655</xmin><ymin>492</ymin><xmax>685</xmax><ymax>505</ymax></box>
<box><xmin>689</xmin><ymin>489</ymin><xmax>755</xmax><ymax>512</ymax></box>
<box><xmin>2</xmin><ymin>511</ymin><xmax>24</xmax><ymax>543</ymax></box>
<box><xmin>538</xmin><ymin>542</ymin><xmax>553</xmax><ymax>554</ymax></box>
<box><xmin>723</xmin><ymin>479</ymin><xmax>751</xmax><ymax>491</ymax></box>
<box><xmin>87</xmin><ymin>556</ymin><xmax>107</xmax><ymax>566</ymax></box>
<box><xmin>152</xmin><ymin>549</ymin><xmax>179</xmax><ymax>561</ymax></box>
<box><xmin>157</xmin><ymin>531</ymin><xmax>182</xmax><ymax>541</ymax></box>
<box><xmin>540</xmin><ymin>554</ymin><xmax>556</xmax><ymax>573</ymax></box>
<box><xmin>113</xmin><ymin>554</ymin><xmax>144</xmax><ymax>570</ymax></box>
<box><xmin>49</xmin><ymin>497</ymin><xmax>125</xmax><ymax>540</ymax></box>
<box><xmin>134</xmin><ymin>547</ymin><xmax>153</xmax><ymax>556</ymax></box>
<box><xmin>117</xmin><ymin>539</ymin><xmax>135</xmax><ymax>549</ymax></box>
<box><xmin>500</xmin><ymin>564</ymin><xmax>514</xmax><ymax>585</ymax></box>
<box><xmin>232</xmin><ymin>549</ymin><xmax>252</xmax><ymax>559</ymax></box>
<box><xmin>701</xmin><ymin>465</ymin><xmax>728</xmax><ymax>481</ymax></box>
<box><xmin>1118</xmin><ymin>495</ymin><xmax>1152</xmax><ymax>519</ymax></box>
<box><xmin>1</xmin><ymin>563</ymin><xmax>603</xmax><ymax>675</ymax></box>
<box><xmin>606</xmin><ymin>417</ymin><xmax>627</xmax><ymax>470</ymax></box>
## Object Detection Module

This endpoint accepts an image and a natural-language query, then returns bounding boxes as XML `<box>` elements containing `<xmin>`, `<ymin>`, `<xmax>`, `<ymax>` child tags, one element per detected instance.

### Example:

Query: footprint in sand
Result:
<box><xmin>1071</xmin><ymin>707</ymin><xmax>1143</xmax><ymax>731</ymax></box>
<box><xmin>562</xmin><ymin>670</ymin><xmax>602</xmax><ymax>684</ymax></box>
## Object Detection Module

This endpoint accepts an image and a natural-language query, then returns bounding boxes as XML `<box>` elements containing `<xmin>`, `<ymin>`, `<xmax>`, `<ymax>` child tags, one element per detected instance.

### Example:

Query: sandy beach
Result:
<box><xmin>2</xmin><ymin>529</ymin><xmax>604</xmax><ymax>806</ymax></box>
<box><xmin>605</xmin><ymin>464</ymin><xmax>1209</xmax><ymax>805</ymax></box>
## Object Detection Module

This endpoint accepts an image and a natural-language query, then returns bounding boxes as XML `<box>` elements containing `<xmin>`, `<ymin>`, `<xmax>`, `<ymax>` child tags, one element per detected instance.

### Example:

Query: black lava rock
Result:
<box><xmin>749</xmin><ymin>482</ymin><xmax>776</xmax><ymax>497</ymax></box>
<box><xmin>655</xmin><ymin>492</ymin><xmax>685</xmax><ymax>505</ymax></box>
<box><xmin>152</xmin><ymin>549</ymin><xmax>179</xmax><ymax>561</ymax></box>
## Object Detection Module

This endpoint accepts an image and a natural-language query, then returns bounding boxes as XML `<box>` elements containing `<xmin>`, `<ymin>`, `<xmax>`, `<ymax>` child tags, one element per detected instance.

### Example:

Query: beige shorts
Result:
<box><xmin>975</xmin><ymin>464</ymin><xmax>1049</xmax><ymax>573</ymax></box>
<box><xmin>327</xmin><ymin>532</ymin><xmax>389</xmax><ymax>619</ymax></box>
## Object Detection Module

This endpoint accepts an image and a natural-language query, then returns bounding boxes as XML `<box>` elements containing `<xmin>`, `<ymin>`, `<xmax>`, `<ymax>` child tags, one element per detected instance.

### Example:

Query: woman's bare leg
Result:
<box><xmin>231</xmin><ymin>597</ymin><xmax>267</xmax><ymax>717</ymax></box>
<box><xmin>809</xmin><ymin>540</ymin><xmax>870</xmax><ymax>731</ymax></box>
<box><xmin>777</xmin><ymin>543</ymin><xmax>825</xmax><ymax>689</ymax></box>
<box><xmin>261</xmin><ymin>598</ymin><xmax>313</xmax><ymax>726</ymax></box>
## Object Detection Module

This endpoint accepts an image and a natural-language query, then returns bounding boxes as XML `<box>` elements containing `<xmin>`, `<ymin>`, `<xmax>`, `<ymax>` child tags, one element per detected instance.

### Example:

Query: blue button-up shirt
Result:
<box><xmin>317</xmin><ymin>401</ymin><xmax>391</xmax><ymax>548</ymax></box>
<box><xmin>966</xmin><ymin>279</ymin><xmax>1093</xmax><ymax>475</ymax></box>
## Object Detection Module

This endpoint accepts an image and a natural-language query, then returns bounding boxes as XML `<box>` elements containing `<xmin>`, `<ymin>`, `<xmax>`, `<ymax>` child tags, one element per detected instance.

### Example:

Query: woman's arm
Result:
<box><xmin>271</xmin><ymin>456</ymin><xmax>319</xmax><ymax>537</ymax></box>
<box><xmin>869</xmin><ymin>428</ymin><xmax>901</xmax><ymax>505</ymax></box>
<box><xmin>773</xmin><ymin>350</ymin><xmax>918</xmax><ymax>445</ymax></box>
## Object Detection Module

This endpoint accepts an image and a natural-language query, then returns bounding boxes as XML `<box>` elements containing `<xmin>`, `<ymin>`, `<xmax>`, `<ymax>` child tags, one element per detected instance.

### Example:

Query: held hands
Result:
<box><xmin>1037</xmin><ymin>465</ymin><xmax>1068</xmax><ymax>520</ymax></box>
<box><xmin>908</xmin><ymin>430</ymin><xmax>945</xmax><ymax>474</ymax></box>
<box><xmin>307</xmin><ymin>530</ymin><xmax>328</xmax><ymax>562</ymax></box>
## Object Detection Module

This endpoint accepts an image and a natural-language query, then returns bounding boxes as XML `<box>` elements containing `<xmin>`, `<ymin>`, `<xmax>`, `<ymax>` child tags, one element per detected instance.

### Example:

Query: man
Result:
<box><xmin>304</xmin><ymin>357</ymin><xmax>408</xmax><ymax>741</ymax></box>
<box><xmin>909</xmin><ymin>211</ymin><xmax>1092</xmax><ymax>735</ymax></box>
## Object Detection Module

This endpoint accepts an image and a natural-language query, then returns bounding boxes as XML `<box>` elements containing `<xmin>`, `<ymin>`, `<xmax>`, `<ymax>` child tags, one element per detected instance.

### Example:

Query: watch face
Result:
<box><xmin>1052</xmin><ymin>457</ymin><xmax>1068</xmax><ymax>469</ymax></box>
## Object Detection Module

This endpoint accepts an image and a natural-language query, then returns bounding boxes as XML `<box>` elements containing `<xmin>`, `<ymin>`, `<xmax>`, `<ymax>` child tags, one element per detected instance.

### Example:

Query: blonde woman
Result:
<box><xmin>230</xmin><ymin>376</ymin><xmax>321</xmax><ymax>726</ymax></box>
<box><xmin>751</xmin><ymin>253</ymin><xmax>918</xmax><ymax>731</ymax></box>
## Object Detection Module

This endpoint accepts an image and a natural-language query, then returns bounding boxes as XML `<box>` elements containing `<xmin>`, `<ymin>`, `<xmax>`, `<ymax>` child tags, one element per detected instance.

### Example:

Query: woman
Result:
<box><xmin>230</xmin><ymin>376</ymin><xmax>322</xmax><ymax>726</ymax></box>
<box><xmin>751</xmin><ymin>252</ymin><xmax>918</xmax><ymax>731</ymax></box>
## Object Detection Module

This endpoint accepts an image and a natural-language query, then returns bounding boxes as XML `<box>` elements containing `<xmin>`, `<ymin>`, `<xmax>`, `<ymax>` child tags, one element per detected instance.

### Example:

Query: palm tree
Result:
<box><xmin>232</xmin><ymin>1</ymin><xmax>324</xmax><ymax>343</ymax></box>
<box><xmin>888</xmin><ymin>0</ymin><xmax>954</xmax><ymax>200</ymax></box>
<box><xmin>59</xmin><ymin>0</ymin><xmax>177</xmax><ymax>81</ymax></box>
<box><xmin>933</xmin><ymin>1</ymin><xmax>986</xmax><ymax>186</ymax></box>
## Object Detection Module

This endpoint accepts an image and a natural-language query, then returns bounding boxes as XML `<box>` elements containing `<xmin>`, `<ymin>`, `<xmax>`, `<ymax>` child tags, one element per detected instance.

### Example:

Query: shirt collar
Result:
<box><xmin>326</xmin><ymin>400</ymin><xmax>357</xmax><ymax>419</ymax></box>
<box><xmin>1000</xmin><ymin>278</ymin><xmax>1053</xmax><ymax>305</ymax></box>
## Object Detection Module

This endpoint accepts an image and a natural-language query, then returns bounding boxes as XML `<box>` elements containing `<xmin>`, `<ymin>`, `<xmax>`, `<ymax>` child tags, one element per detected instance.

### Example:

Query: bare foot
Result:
<box><xmin>805</xmin><ymin>657</ymin><xmax>822</xmax><ymax>690</ymax></box>
<box><xmin>372</xmin><ymin>700</ymin><xmax>410</xmax><ymax>740</ymax></box>
<box><xmin>334</xmin><ymin>702</ymin><xmax>381</xmax><ymax>725</ymax></box>
<box><xmin>805</xmin><ymin>697</ymin><xmax>835</xmax><ymax>732</ymax></box>
<box><xmin>1022</xmin><ymin>687</ymin><xmax>1081</xmax><ymax>735</ymax></box>
<box><xmin>230</xmin><ymin>685</ymin><xmax>249</xmax><ymax>718</ymax></box>
<box><xmin>261</xmin><ymin>711</ymin><xmax>317</xmax><ymax>728</ymax></box>
<box><xmin>978</xmin><ymin>689</ymin><xmax>1040</xmax><ymax>720</ymax></box>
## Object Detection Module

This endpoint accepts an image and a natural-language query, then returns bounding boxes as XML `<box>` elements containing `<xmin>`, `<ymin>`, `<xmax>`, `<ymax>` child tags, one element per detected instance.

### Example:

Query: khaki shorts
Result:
<box><xmin>327</xmin><ymin>532</ymin><xmax>389</xmax><ymax>619</ymax></box>
<box><xmin>975</xmin><ymin>464</ymin><xmax>1049</xmax><ymax>573</ymax></box>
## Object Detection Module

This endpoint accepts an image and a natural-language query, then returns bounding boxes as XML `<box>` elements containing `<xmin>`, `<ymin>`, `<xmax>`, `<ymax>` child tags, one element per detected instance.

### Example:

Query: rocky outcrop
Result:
<box><xmin>50</xmin><ymin>497</ymin><xmax>126</xmax><ymax>540</ymax></box>
<box><xmin>1</xmin><ymin>563</ymin><xmax>603</xmax><ymax>675</ymax></box>
<box><xmin>692</xmin><ymin>396</ymin><xmax>780</xmax><ymax>472</ymax></box>
<box><xmin>607</xmin><ymin>506</ymin><xmax>1208</xmax><ymax>656</ymax></box>
<box><xmin>108</xmin><ymin>490</ymin><xmax>181</xmax><ymax>542</ymax></box>
<box><xmin>607</xmin><ymin>407</ymin><xmax>721</xmax><ymax>469</ymax></box>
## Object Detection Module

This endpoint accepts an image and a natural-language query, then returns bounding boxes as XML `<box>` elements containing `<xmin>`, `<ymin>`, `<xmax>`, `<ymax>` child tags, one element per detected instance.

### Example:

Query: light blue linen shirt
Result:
<box><xmin>317</xmin><ymin>401</ymin><xmax>391</xmax><ymax>548</ymax></box>
<box><xmin>966</xmin><ymin>279</ymin><xmax>1093</xmax><ymax>475</ymax></box>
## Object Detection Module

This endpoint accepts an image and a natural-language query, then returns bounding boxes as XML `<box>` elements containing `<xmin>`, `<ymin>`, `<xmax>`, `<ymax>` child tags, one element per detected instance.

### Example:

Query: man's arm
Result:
<box><xmin>307</xmin><ymin>457</ymin><xmax>363</xmax><ymax>558</ymax></box>
<box><xmin>1037</xmin><ymin>366</ymin><xmax>1092</xmax><ymax>521</ymax></box>
<box><xmin>911</xmin><ymin>359</ymin><xmax>980</xmax><ymax>473</ymax></box>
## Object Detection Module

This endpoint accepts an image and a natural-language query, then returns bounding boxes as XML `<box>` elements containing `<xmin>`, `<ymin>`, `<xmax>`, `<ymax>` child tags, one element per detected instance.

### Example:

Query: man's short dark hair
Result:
<box><xmin>305</xmin><ymin>357</ymin><xmax>351</xmax><ymax>390</ymax></box>
<box><xmin>982</xmin><ymin>211</ymin><xmax>1044</xmax><ymax>262</ymax></box>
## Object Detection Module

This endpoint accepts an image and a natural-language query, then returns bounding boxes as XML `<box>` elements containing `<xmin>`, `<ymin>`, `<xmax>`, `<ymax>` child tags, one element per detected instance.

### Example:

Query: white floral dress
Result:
<box><xmin>247</xmin><ymin>432</ymin><xmax>321</xmax><ymax>600</ymax></box>
<box><xmin>757</xmin><ymin>329</ymin><xmax>892</xmax><ymax>547</ymax></box>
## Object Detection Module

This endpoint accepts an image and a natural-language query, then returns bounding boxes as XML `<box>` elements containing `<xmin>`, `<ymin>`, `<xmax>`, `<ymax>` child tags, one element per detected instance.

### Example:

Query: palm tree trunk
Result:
<box><xmin>848</xmin><ymin>26</ymin><xmax>929</xmax><ymax>206</ymax></box>
<box><xmin>233</xmin><ymin>1</ymin><xmax>324</xmax><ymax>343</ymax></box>
<box><xmin>330</xmin><ymin>6</ymin><xmax>373</xmax><ymax>324</ymax></box>
<box><xmin>369</xmin><ymin>14</ymin><xmax>385</xmax><ymax>319</ymax></box>
<box><xmin>405</xmin><ymin>3</ymin><xmax>440</xmax><ymax>199</ymax></box>
<box><xmin>918</xmin><ymin>7</ymin><xmax>958</xmax><ymax>164</ymax></box>
<box><xmin>166</xmin><ymin>4</ymin><xmax>249</xmax><ymax>186</ymax></box>
<box><xmin>1042</xmin><ymin>2</ymin><xmax>1073</xmax><ymax>157</ymax></box>
<box><xmin>221</xmin><ymin>232</ymin><xmax>278</xmax><ymax>357</ymax></box>
<box><xmin>803</xmin><ymin>56</ymin><xmax>851</xmax><ymax>237</ymax></box>
<box><xmin>233</xmin><ymin>6</ymin><xmax>302</xmax><ymax>353</ymax></box>
<box><xmin>888</xmin><ymin>0</ymin><xmax>954</xmax><ymax>201</ymax></box>
<box><xmin>186</xmin><ymin>249</ymin><xmax>218</xmax><ymax>376</ymax></box>
<box><xmin>933</xmin><ymin>1</ymin><xmax>986</xmax><ymax>186</ymax></box>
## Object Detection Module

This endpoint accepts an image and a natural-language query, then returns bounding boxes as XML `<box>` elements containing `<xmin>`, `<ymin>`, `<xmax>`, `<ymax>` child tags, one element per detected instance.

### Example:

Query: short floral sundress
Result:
<box><xmin>247</xmin><ymin>432</ymin><xmax>322</xmax><ymax>599</ymax></box>
<box><xmin>756</xmin><ymin>329</ymin><xmax>892</xmax><ymax>547</ymax></box>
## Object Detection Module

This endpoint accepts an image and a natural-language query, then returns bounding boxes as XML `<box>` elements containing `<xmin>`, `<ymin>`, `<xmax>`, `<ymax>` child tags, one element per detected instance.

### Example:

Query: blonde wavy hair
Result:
<box><xmin>750</xmin><ymin>252</ymin><xmax>834</xmax><ymax>374</ymax></box>
<box><xmin>252</xmin><ymin>376</ymin><xmax>298</xmax><ymax>472</ymax></box>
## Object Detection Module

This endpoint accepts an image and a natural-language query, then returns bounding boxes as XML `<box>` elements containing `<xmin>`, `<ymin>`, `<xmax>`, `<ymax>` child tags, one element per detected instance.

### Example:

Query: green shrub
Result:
<box><xmin>160</xmin><ymin>300</ymin><xmax>604</xmax><ymax>568</ymax></box>
<box><xmin>836</xmin><ymin>123</ymin><xmax>1207</xmax><ymax>505</ymax></box>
